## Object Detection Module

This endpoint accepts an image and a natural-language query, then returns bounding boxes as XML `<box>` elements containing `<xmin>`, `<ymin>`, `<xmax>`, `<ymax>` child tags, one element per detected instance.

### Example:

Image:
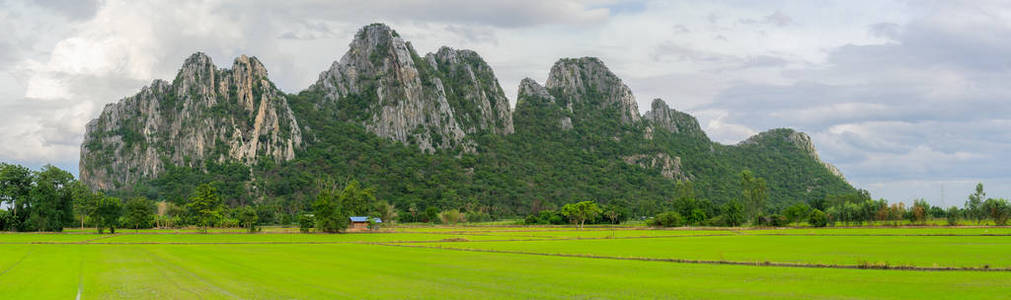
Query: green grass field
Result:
<box><xmin>1</xmin><ymin>226</ymin><xmax>1010</xmax><ymax>299</ymax></box>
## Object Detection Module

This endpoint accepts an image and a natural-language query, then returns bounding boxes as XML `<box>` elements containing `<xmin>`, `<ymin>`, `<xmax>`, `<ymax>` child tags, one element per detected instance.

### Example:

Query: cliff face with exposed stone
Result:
<box><xmin>79</xmin><ymin>53</ymin><xmax>302</xmax><ymax>190</ymax></box>
<box><xmin>309</xmin><ymin>23</ymin><xmax>513</xmax><ymax>153</ymax></box>
<box><xmin>544</xmin><ymin>57</ymin><xmax>640</xmax><ymax>125</ymax></box>
<box><xmin>643</xmin><ymin>98</ymin><xmax>707</xmax><ymax>139</ymax></box>
<box><xmin>80</xmin><ymin>23</ymin><xmax>851</xmax><ymax>205</ymax></box>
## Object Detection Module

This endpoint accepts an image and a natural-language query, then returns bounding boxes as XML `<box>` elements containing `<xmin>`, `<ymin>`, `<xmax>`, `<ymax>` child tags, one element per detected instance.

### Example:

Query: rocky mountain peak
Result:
<box><xmin>545</xmin><ymin>57</ymin><xmax>640</xmax><ymax>124</ymax></box>
<box><xmin>515</xmin><ymin>78</ymin><xmax>573</xmax><ymax>130</ymax></box>
<box><xmin>80</xmin><ymin>52</ymin><xmax>302</xmax><ymax>190</ymax></box>
<box><xmin>643</xmin><ymin>98</ymin><xmax>707</xmax><ymax>139</ymax></box>
<box><xmin>309</xmin><ymin>23</ymin><xmax>515</xmax><ymax>152</ymax></box>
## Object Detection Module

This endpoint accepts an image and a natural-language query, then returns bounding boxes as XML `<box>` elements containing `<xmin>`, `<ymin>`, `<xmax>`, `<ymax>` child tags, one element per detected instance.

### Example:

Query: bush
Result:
<box><xmin>524</xmin><ymin>214</ymin><xmax>539</xmax><ymax>225</ymax></box>
<box><xmin>704</xmin><ymin>215</ymin><xmax>726</xmax><ymax>226</ymax></box>
<box><xmin>687</xmin><ymin>208</ymin><xmax>707</xmax><ymax>225</ymax></box>
<box><xmin>769</xmin><ymin>214</ymin><xmax>788</xmax><ymax>227</ymax></box>
<box><xmin>465</xmin><ymin>211</ymin><xmax>491</xmax><ymax>223</ymax></box>
<box><xmin>648</xmin><ymin>211</ymin><xmax>684</xmax><ymax>227</ymax></box>
<box><xmin>423</xmin><ymin>207</ymin><xmax>439</xmax><ymax>223</ymax></box>
<box><xmin>239</xmin><ymin>206</ymin><xmax>260</xmax><ymax>233</ymax></box>
<box><xmin>809</xmin><ymin>209</ymin><xmax>828</xmax><ymax>227</ymax></box>
<box><xmin>946</xmin><ymin>206</ymin><xmax>959</xmax><ymax>226</ymax></box>
<box><xmin>298</xmin><ymin>214</ymin><xmax>314</xmax><ymax>233</ymax></box>
<box><xmin>220</xmin><ymin>217</ymin><xmax>240</xmax><ymax>228</ymax></box>
<box><xmin>439</xmin><ymin>209</ymin><xmax>462</xmax><ymax>224</ymax></box>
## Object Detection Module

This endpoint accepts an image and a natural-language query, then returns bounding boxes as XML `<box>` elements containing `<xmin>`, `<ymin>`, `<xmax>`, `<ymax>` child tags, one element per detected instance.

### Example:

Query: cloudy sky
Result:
<box><xmin>3</xmin><ymin>0</ymin><xmax>1010</xmax><ymax>205</ymax></box>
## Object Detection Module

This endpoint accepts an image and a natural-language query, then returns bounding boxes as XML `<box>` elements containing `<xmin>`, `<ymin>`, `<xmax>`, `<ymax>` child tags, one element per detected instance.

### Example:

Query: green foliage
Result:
<box><xmin>94</xmin><ymin>196</ymin><xmax>123</xmax><ymax>234</ymax></box>
<box><xmin>783</xmin><ymin>203</ymin><xmax>811</xmax><ymax>225</ymax></box>
<box><xmin>312</xmin><ymin>182</ymin><xmax>346</xmax><ymax>233</ymax></box>
<box><xmin>298</xmin><ymin>214</ymin><xmax>314</xmax><ymax>233</ymax></box>
<box><xmin>124</xmin><ymin>197</ymin><xmax>155</xmax><ymax>230</ymax></box>
<box><xmin>560</xmin><ymin>201</ymin><xmax>603</xmax><ymax>229</ymax></box>
<box><xmin>239</xmin><ymin>206</ymin><xmax>260</xmax><ymax>233</ymax></box>
<box><xmin>966</xmin><ymin>182</ymin><xmax>986</xmax><ymax>224</ymax></box>
<box><xmin>439</xmin><ymin>209</ymin><xmax>462</xmax><ymax>225</ymax></box>
<box><xmin>0</xmin><ymin>164</ymin><xmax>77</xmax><ymax>232</ymax></box>
<box><xmin>983</xmin><ymin>198</ymin><xmax>1010</xmax><ymax>226</ymax></box>
<box><xmin>946</xmin><ymin>206</ymin><xmax>960</xmax><ymax>226</ymax></box>
<box><xmin>648</xmin><ymin>211</ymin><xmax>684</xmax><ymax>227</ymax></box>
<box><xmin>187</xmin><ymin>184</ymin><xmax>224</xmax><ymax>232</ymax></box>
<box><xmin>739</xmin><ymin>170</ymin><xmax>768</xmax><ymax>223</ymax></box>
<box><xmin>808</xmin><ymin>209</ymin><xmax>828</xmax><ymax>227</ymax></box>
<box><xmin>721</xmin><ymin>200</ymin><xmax>745</xmax><ymax>227</ymax></box>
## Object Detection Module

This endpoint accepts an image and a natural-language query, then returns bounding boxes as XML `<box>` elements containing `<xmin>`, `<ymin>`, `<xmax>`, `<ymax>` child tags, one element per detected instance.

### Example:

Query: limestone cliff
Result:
<box><xmin>643</xmin><ymin>98</ymin><xmax>707</xmax><ymax>139</ymax></box>
<box><xmin>514</xmin><ymin>78</ymin><xmax>573</xmax><ymax>131</ymax></box>
<box><xmin>309</xmin><ymin>23</ymin><xmax>512</xmax><ymax>153</ymax></box>
<box><xmin>79</xmin><ymin>52</ymin><xmax>302</xmax><ymax>190</ymax></box>
<box><xmin>544</xmin><ymin>57</ymin><xmax>640</xmax><ymax>125</ymax></box>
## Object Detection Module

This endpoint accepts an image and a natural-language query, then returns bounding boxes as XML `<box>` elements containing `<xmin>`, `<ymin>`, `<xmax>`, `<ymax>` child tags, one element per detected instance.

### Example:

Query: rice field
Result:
<box><xmin>1</xmin><ymin>226</ymin><xmax>1009</xmax><ymax>299</ymax></box>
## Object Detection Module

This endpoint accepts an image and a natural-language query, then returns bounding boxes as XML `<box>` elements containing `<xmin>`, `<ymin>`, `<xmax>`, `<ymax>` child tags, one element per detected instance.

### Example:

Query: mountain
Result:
<box><xmin>79</xmin><ymin>23</ymin><xmax>853</xmax><ymax>216</ymax></box>
<box><xmin>307</xmin><ymin>24</ymin><xmax>512</xmax><ymax>153</ymax></box>
<box><xmin>80</xmin><ymin>53</ymin><xmax>302</xmax><ymax>190</ymax></box>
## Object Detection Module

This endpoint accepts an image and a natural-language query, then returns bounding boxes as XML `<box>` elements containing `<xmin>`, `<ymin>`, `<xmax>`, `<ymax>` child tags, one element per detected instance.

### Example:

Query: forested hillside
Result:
<box><xmin>81</xmin><ymin>23</ymin><xmax>854</xmax><ymax>220</ymax></box>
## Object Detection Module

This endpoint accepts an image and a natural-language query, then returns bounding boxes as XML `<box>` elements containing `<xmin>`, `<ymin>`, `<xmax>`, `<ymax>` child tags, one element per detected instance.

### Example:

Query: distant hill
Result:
<box><xmin>80</xmin><ymin>23</ymin><xmax>854</xmax><ymax>216</ymax></box>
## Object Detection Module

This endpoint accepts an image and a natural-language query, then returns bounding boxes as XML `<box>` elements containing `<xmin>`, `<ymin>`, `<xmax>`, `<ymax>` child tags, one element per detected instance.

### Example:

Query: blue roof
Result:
<box><xmin>349</xmin><ymin>216</ymin><xmax>382</xmax><ymax>223</ymax></box>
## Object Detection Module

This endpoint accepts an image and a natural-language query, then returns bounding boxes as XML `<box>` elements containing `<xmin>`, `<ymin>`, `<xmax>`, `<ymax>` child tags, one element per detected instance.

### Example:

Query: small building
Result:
<box><xmin>349</xmin><ymin>216</ymin><xmax>382</xmax><ymax>231</ymax></box>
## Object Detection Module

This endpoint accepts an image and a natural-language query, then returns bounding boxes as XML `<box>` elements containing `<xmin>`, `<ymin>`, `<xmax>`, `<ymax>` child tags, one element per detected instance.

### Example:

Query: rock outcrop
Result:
<box><xmin>623</xmin><ymin>152</ymin><xmax>690</xmax><ymax>181</ymax></box>
<box><xmin>545</xmin><ymin>57</ymin><xmax>640</xmax><ymax>124</ymax></box>
<box><xmin>79</xmin><ymin>52</ymin><xmax>302</xmax><ymax>190</ymax></box>
<box><xmin>643</xmin><ymin>98</ymin><xmax>707</xmax><ymax>139</ymax></box>
<box><xmin>310</xmin><ymin>23</ymin><xmax>512</xmax><ymax>152</ymax></box>
<box><xmin>514</xmin><ymin>78</ymin><xmax>573</xmax><ymax>131</ymax></box>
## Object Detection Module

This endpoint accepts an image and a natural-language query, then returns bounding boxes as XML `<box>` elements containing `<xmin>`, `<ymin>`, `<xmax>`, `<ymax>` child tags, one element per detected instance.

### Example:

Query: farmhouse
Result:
<box><xmin>349</xmin><ymin>216</ymin><xmax>382</xmax><ymax>231</ymax></box>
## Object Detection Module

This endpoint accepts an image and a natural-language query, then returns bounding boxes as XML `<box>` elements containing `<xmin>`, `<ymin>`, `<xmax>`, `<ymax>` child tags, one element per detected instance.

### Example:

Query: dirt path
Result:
<box><xmin>376</xmin><ymin>242</ymin><xmax>1011</xmax><ymax>272</ymax></box>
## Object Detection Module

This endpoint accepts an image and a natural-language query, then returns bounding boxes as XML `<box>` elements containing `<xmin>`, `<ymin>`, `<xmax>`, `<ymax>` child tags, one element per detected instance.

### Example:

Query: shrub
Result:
<box><xmin>466</xmin><ymin>211</ymin><xmax>491</xmax><ymax>223</ymax></box>
<box><xmin>648</xmin><ymin>211</ymin><xmax>684</xmax><ymax>227</ymax></box>
<box><xmin>946</xmin><ymin>206</ymin><xmax>960</xmax><ymax>226</ymax></box>
<box><xmin>687</xmin><ymin>208</ymin><xmax>707</xmax><ymax>225</ymax></box>
<box><xmin>769</xmin><ymin>214</ymin><xmax>788</xmax><ymax>227</ymax></box>
<box><xmin>809</xmin><ymin>209</ymin><xmax>828</xmax><ymax>227</ymax></box>
<box><xmin>239</xmin><ymin>206</ymin><xmax>260</xmax><ymax>233</ymax></box>
<box><xmin>439</xmin><ymin>209</ymin><xmax>462</xmax><ymax>224</ymax></box>
<box><xmin>298</xmin><ymin>214</ymin><xmax>314</xmax><ymax>233</ymax></box>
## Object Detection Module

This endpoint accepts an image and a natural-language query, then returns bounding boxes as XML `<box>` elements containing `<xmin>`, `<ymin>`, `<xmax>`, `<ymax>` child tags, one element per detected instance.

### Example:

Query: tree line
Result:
<box><xmin>632</xmin><ymin>170</ymin><xmax>1009</xmax><ymax>228</ymax></box>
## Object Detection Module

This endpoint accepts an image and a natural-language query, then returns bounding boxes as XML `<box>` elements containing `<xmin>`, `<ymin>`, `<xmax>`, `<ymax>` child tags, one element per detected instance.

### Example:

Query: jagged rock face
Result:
<box><xmin>643</xmin><ymin>98</ymin><xmax>707</xmax><ymax>139</ymax></box>
<box><xmin>426</xmin><ymin>47</ymin><xmax>514</xmax><ymax>135</ymax></box>
<box><xmin>623</xmin><ymin>153</ymin><xmax>689</xmax><ymax>182</ymax></box>
<box><xmin>310</xmin><ymin>24</ymin><xmax>512</xmax><ymax>152</ymax></box>
<box><xmin>545</xmin><ymin>57</ymin><xmax>640</xmax><ymax>124</ymax></box>
<box><xmin>739</xmin><ymin>129</ymin><xmax>846</xmax><ymax>181</ymax></box>
<box><xmin>79</xmin><ymin>53</ymin><xmax>302</xmax><ymax>190</ymax></box>
<box><xmin>514</xmin><ymin>78</ymin><xmax>573</xmax><ymax>131</ymax></box>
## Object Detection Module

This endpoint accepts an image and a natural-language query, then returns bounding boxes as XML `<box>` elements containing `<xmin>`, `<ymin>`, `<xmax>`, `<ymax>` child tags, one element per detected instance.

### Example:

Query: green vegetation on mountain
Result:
<box><xmin>79</xmin><ymin>23</ymin><xmax>855</xmax><ymax>221</ymax></box>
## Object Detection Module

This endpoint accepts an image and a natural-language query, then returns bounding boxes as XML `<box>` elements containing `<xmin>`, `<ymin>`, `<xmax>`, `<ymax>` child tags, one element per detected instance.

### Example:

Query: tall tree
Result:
<box><xmin>187</xmin><ymin>184</ymin><xmax>223</xmax><ymax>232</ymax></box>
<box><xmin>739</xmin><ymin>170</ymin><xmax>768</xmax><ymax>223</ymax></box>
<box><xmin>124</xmin><ymin>197</ymin><xmax>155</xmax><ymax>230</ymax></box>
<box><xmin>238</xmin><ymin>206</ymin><xmax>259</xmax><ymax>233</ymax></box>
<box><xmin>722</xmin><ymin>200</ymin><xmax>745</xmax><ymax>227</ymax></box>
<box><xmin>339</xmin><ymin>179</ymin><xmax>376</xmax><ymax>216</ymax></box>
<box><xmin>560</xmin><ymin>201</ymin><xmax>602</xmax><ymax>229</ymax></box>
<box><xmin>966</xmin><ymin>182</ymin><xmax>986</xmax><ymax>224</ymax></box>
<box><xmin>0</xmin><ymin>163</ymin><xmax>33</xmax><ymax>230</ymax></box>
<box><xmin>313</xmin><ymin>182</ymin><xmax>345</xmax><ymax>233</ymax></box>
<box><xmin>70</xmin><ymin>181</ymin><xmax>99</xmax><ymax>229</ymax></box>
<box><xmin>93</xmin><ymin>196</ymin><xmax>123</xmax><ymax>234</ymax></box>
<box><xmin>28</xmin><ymin>165</ymin><xmax>76</xmax><ymax>232</ymax></box>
